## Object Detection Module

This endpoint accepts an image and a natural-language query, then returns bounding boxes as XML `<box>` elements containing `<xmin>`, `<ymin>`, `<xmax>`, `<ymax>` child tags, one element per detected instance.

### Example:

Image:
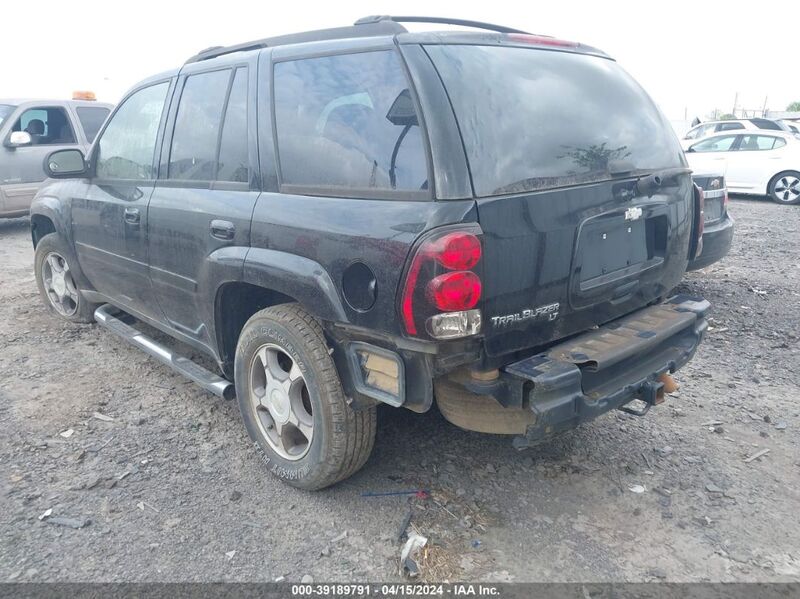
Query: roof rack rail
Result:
<box><xmin>186</xmin><ymin>20</ymin><xmax>407</xmax><ymax>64</ymax></box>
<box><xmin>354</xmin><ymin>15</ymin><xmax>530</xmax><ymax>35</ymax></box>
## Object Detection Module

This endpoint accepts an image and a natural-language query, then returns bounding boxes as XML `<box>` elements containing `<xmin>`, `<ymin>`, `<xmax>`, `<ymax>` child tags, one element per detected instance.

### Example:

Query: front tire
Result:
<box><xmin>34</xmin><ymin>233</ymin><xmax>98</xmax><ymax>323</ymax></box>
<box><xmin>768</xmin><ymin>171</ymin><xmax>800</xmax><ymax>205</ymax></box>
<box><xmin>234</xmin><ymin>303</ymin><xmax>376</xmax><ymax>490</ymax></box>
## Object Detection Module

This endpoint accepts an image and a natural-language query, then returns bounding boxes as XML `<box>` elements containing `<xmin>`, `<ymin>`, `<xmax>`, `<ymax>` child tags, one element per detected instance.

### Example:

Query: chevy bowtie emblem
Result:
<box><xmin>625</xmin><ymin>206</ymin><xmax>643</xmax><ymax>221</ymax></box>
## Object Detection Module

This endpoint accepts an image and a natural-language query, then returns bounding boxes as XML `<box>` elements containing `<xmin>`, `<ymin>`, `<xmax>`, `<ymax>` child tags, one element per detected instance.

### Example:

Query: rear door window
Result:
<box><xmin>216</xmin><ymin>68</ymin><xmax>249</xmax><ymax>183</ymax></box>
<box><xmin>168</xmin><ymin>69</ymin><xmax>230</xmax><ymax>181</ymax></box>
<box><xmin>76</xmin><ymin>106</ymin><xmax>111</xmax><ymax>143</ymax></box>
<box><xmin>167</xmin><ymin>67</ymin><xmax>249</xmax><ymax>183</ymax></box>
<box><xmin>273</xmin><ymin>50</ymin><xmax>428</xmax><ymax>195</ymax></box>
<box><xmin>736</xmin><ymin>135</ymin><xmax>785</xmax><ymax>151</ymax></box>
<box><xmin>425</xmin><ymin>45</ymin><xmax>684</xmax><ymax>197</ymax></box>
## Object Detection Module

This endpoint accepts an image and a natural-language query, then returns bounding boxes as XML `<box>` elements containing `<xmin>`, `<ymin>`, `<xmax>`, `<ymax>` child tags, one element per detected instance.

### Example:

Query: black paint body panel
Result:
<box><xmin>28</xmin><ymin>32</ymin><xmax>703</xmax><ymax>414</ymax></box>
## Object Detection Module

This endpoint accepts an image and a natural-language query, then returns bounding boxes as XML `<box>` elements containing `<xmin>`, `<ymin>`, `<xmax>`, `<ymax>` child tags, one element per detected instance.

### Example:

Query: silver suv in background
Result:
<box><xmin>0</xmin><ymin>97</ymin><xmax>112</xmax><ymax>218</ymax></box>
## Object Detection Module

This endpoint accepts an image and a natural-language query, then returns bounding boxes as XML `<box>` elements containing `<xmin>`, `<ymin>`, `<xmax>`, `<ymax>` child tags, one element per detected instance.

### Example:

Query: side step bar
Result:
<box><xmin>94</xmin><ymin>304</ymin><xmax>235</xmax><ymax>400</ymax></box>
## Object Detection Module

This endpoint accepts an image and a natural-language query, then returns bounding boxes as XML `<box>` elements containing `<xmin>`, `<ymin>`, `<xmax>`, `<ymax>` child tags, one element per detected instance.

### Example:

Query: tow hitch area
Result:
<box><xmin>446</xmin><ymin>295</ymin><xmax>708</xmax><ymax>448</ymax></box>
<box><xmin>509</xmin><ymin>295</ymin><xmax>708</xmax><ymax>448</ymax></box>
<box><xmin>617</xmin><ymin>372</ymin><xmax>678</xmax><ymax>416</ymax></box>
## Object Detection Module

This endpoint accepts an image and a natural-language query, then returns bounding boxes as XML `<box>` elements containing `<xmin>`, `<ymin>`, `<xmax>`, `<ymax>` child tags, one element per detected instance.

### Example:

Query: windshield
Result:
<box><xmin>0</xmin><ymin>104</ymin><xmax>16</xmax><ymax>127</ymax></box>
<box><xmin>425</xmin><ymin>45</ymin><xmax>685</xmax><ymax>197</ymax></box>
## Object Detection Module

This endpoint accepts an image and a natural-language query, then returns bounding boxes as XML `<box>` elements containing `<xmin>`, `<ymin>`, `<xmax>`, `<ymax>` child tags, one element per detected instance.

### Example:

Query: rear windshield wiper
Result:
<box><xmin>609</xmin><ymin>163</ymin><xmax>692</xmax><ymax>199</ymax></box>
<box><xmin>634</xmin><ymin>167</ymin><xmax>692</xmax><ymax>196</ymax></box>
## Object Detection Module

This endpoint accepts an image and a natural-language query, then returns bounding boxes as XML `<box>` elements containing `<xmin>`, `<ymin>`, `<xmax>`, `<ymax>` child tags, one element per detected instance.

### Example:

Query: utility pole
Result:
<box><xmin>762</xmin><ymin>96</ymin><xmax>768</xmax><ymax>117</ymax></box>
<box><xmin>732</xmin><ymin>92</ymin><xmax>738</xmax><ymax>117</ymax></box>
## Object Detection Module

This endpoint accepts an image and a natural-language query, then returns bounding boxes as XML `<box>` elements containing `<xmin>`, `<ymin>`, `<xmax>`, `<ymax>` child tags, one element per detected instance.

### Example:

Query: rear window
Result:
<box><xmin>425</xmin><ymin>45</ymin><xmax>684</xmax><ymax>197</ymax></box>
<box><xmin>76</xmin><ymin>106</ymin><xmax>110</xmax><ymax>143</ymax></box>
<box><xmin>749</xmin><ymin>118</ymin><xmax>785</xmax><ymax>131</ymax></box>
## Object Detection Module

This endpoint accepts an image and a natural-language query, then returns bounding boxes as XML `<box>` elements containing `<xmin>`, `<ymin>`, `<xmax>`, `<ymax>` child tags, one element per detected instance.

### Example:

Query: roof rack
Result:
<box><xmin>186</xmin><ymin>20</ymin><xmax>407</xmax><ymax>64</ymax></box>
<box><xmin>186</xmin><ymin>15</ymin><xmax>531</xmax><ymax>64</ymax></box>
<box><xmin>354</xmin><ymin>15</ymin><xmax>530</xmax><ymax>35</ymax></box>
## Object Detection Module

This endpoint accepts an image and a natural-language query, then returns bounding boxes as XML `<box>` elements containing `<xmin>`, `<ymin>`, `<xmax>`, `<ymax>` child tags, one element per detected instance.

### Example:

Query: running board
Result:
<box><xmin>93</xmin><ymin>304</ymin><xmax>235</xmax><ymax>400</ymax></box>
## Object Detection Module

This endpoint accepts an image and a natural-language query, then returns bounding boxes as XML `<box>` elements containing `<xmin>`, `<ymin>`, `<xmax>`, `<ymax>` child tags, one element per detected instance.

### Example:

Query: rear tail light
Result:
<box><xmin>435</xmin><ymin>232</ymin><xmax>481</xmax><ymax>270</ymax></box>
<box><xmin>427</xmin><ymin>271</ymin><xmax>482</xmax><ymax>311</ymax></box>
<box><xmin>400</xmin><ymin>227</ymin><xmax>484</xmax><ymax>339</ymax></box>
<box><xmin>691</xmin><ymin>183</ymin><xmax>705</xmax><ymax>259</ymax></box>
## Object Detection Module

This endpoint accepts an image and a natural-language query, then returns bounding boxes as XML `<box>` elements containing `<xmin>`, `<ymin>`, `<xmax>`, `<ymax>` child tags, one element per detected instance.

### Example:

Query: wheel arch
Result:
<box><xmin>30</xmin><ymin>213</ymin><xmax>56</xmax><ymax>247</ymax></box>
<box><xmin>215</xmin><ymin>282</ymin><xmax>297</xmax><ymax>379</ymax></box>
<box><xmin>29</xmin><ymin>195</ymin><xmax>68</xmax><ymax>248</ymax></box>
<box><xmin>768</xmin><ymin>169</ymin><xmax>800</xmax><ymax>191</ymax></box>
<box><xmin>215</xmin><ymin>251</ymin><xmax>348</xmax><ymax>378</ymax></box>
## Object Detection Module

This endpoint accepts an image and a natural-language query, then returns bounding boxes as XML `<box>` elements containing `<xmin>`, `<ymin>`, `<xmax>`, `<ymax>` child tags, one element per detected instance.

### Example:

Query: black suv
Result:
<box><xmin>31</xmin><ymin>16</ymin><xmax>709</xmax><ymax>490</ymax></box>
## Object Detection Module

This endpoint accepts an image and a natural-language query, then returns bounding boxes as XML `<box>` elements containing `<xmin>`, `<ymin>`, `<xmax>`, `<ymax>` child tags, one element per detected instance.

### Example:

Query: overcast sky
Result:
<box><xmin>2</xmin><ymin>0</ymin><xmax>797</xmax><ymax>127</ymax></box>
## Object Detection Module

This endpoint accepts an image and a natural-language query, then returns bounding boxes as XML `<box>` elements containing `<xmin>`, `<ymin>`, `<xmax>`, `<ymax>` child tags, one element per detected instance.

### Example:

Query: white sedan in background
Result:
<box><xmin>685</xmin><ymin>131</ymin><xmax>800</xmax><ymax>204</ymax></box>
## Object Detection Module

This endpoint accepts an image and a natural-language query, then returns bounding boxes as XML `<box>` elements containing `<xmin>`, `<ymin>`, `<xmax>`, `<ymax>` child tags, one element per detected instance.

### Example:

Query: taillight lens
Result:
<box><xmin>400</xmin><ymin>226</ymin><xmax>484</xmax><ymax>338</ymax></box>
<box><xmin>427</xmin><ymin>271</ymin><xmax>482</xmax><ymax>311</ymax></box>
<box><xmin>434</xmin><ymin>232</ymin><xmax>481</xmax><ymax>270</ymax></box>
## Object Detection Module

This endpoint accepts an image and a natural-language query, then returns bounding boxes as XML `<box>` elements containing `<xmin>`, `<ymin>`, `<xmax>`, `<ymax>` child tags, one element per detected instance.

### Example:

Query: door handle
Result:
<box><xmin>210</xmin><ymin>219</ymin><xmax>235</xmax><ymax>241</ymax></box>
<box><xmin>124</xmin><ymin>207</ymin><xmax>140</xmax><ymax>225</ymax></box>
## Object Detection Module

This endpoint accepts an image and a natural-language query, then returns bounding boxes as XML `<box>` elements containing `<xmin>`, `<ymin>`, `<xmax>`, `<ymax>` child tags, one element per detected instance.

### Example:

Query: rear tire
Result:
<box><xmin>234</xmin><ymin>303</ymin><xmax>376</xmax><ymax>490</ymax></box>
<box><xmin>768</xmin><ymin>171</ymin><xmax>800</xmax><ymax>205</ymax></box>
<box><xmin>34</xmin><ymin>233</ymin><xmax>98</xmax><ymax>324</ymax></box>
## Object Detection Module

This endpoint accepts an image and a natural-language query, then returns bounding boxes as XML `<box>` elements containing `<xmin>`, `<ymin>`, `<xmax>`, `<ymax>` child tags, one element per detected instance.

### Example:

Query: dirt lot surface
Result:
<box><xmin>1</xmin><ymin>197</ymin><xmax>799</xmax><ymax>583</ymax></box>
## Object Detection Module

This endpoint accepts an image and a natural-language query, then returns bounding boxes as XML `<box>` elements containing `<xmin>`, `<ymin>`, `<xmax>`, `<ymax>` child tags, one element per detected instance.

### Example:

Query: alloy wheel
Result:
<box><xmin>248</xmin><ymin>343</ymin><xmax>314</xmax><ymax>460</ymax></box>
<box><xmin>42</xmin><ymin>252</ymin><xmax>80</xmax><ymax>316</ymax></box>
<box><xmin>773</xmin><ymin>175</ymin><xmax>800</xmax><ymax>203</ymax></box>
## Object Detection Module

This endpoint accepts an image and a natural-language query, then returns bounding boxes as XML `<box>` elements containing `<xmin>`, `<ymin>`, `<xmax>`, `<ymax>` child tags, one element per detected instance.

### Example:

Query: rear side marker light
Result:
<box><xmin>401</xmin><ymin>257</ymin><xmax>424</xmax><ymax>336</ymax></box>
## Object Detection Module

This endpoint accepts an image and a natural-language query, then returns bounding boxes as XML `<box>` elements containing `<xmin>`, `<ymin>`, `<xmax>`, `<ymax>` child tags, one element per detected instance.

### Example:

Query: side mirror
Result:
<box><xmin>686</xmin><ymin>147</ymin><xmax>695</xmax><ymax>153</ymax></box>
<box><xmin>6</xmin><ymin>131</ymin><xmax>32</xmax><ymax>147</ymax></box>
<box><xmin>44</xmin><ymin>148</ymin><xmax>87</xmax><ymax>178</ymax></box>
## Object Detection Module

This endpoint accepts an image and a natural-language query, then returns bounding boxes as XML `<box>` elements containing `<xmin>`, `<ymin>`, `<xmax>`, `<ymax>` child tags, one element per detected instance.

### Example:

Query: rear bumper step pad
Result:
<box><xmin>463</xmin><ymin>295</ymin><xmax>709</xmax><ymax>448</ymax></box>
<box><xmin>94</xmin><ymin>304</ymin><xmax>235</xmax><ymax>400</ymax></box>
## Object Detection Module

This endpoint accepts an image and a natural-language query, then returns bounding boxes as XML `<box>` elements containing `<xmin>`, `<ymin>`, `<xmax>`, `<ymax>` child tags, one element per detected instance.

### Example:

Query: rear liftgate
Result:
<box><xmin>436</xmin><ymin>295</ymin><xmax>709</xmax><ymax>448</ymax></box>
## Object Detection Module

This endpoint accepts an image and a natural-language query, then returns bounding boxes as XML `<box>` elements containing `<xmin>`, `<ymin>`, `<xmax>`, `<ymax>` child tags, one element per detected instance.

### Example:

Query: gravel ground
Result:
<box><xmin>1</xmin><ymin>196</ymin><xmax>798</xmax><ymax>583</ymax></box>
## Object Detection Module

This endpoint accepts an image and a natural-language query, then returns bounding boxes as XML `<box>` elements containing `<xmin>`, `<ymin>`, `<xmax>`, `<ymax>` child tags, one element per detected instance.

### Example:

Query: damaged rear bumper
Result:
<box><xmin>460</xmin><ymin>295</ymin><xmax>709</xmax><ymax>448</ymax></box>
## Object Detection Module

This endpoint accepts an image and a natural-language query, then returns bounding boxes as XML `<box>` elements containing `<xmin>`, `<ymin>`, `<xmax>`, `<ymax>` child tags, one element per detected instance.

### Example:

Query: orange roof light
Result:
<box><xmin>72</xmin><ymin>91</ymin><xmax>96</xmax><ymax>101</ymax></box>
